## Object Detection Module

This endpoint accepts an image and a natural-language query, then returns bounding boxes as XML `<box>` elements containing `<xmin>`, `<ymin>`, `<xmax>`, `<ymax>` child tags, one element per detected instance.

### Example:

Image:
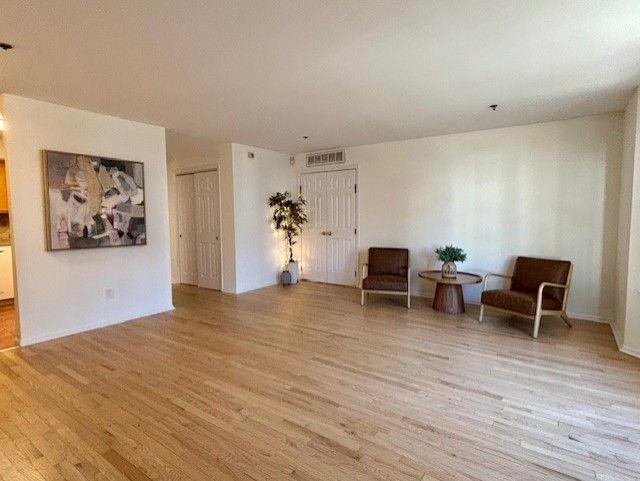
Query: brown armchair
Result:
<box><xmin>479</xmin><ymin>256</ymin><xmax>573</xmax><ymax>338</ymax></box>
<box><xmin>361</xmin><ymin>248</ymin><xmax>410</xmax><ymax>308</ymax></box>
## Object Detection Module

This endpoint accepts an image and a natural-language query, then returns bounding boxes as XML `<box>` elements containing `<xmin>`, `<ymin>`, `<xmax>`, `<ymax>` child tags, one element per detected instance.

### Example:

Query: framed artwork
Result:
<box><xmin>42</xmin><ymin>150</ymin><xmax>146</xmax><ymax>251</ymax></box>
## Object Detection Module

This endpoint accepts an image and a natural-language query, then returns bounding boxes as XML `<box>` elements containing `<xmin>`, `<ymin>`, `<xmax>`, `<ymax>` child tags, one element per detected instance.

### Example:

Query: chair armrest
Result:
<box><xmin>361</xmin><ymin>263</ymin><xmax>368</xmax><ymax>280</ymax></box>
<box><xmin>536</xmin><ymin>282</ymin><xmax>570</xmax><ymax>311</ymax></box>
<box><xmin>482</xmin><ymin>273</ymin><xmax>512</xmax><ymax>291</ymax></box>
<box><xmin>537</xmin><ymin>281</ymin><xmax>569</xmax><ymax>296</ymax></box>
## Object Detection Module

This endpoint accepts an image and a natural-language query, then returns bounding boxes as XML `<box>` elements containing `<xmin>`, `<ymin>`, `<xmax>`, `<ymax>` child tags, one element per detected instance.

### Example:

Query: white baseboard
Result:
<box><xmin>235</xmin><ymin>279</ymin><xmax>280</xmax><ymax>294</ymax></box>
<box><xmin>620</xmin><ymin>344</ymin><xmax>640</xmax><ymax>359</ymax></box>
<box><xmin>20</xmin><ymin>304</ymin><xmax>175</xmax><ymax>347</ymax></box>
<box><xmin>565</xmin><ymin>312</ymin><xmax>611</xmax><ymax>324</ymax></box>
<box><xmin>610</xmin><ymin>320</ymin><xmax>624</xmax><ymax>350</ymax></box>
<box><xmin>610</xmin><ymin>320</ymin><xmax>640</xmax><ymax>359</ymax></box>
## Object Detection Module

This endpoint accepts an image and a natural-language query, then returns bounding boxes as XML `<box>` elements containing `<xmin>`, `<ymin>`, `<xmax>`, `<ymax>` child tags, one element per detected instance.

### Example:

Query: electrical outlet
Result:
<box><xmin>105</xmin><ymin>288</ymin><xmax>114</xmax><ymax>300</ymax></box>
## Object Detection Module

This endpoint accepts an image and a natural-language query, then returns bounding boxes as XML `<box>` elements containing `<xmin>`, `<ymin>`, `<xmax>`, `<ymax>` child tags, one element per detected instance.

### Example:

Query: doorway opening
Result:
<box><xmin>176</xmin><ymin>169</ymin><xmax>222</xmax><ymax>290</ymax></box>
<box><xmin>299</xmin><ymin>168</ymin><xmax>358</xmax><ymax>287</ymax></box>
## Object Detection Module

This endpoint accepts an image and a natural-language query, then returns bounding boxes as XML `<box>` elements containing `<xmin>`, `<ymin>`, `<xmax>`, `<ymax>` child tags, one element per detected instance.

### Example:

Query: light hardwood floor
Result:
<box><xmin>1</xmin><ymin>282</ymin><xmax>639</xmax><ymax>481</ymax></box>
<box><xmin>0</xmin><ymin>302</ymin><xmax>17</xmax><ymax>349</ymax></box>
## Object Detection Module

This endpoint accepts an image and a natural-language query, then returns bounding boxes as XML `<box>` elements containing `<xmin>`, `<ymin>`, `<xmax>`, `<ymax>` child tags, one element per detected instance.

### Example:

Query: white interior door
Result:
<box><xmin>301</xmin><ymin>169</ymin><xmax>357</xmax><ymax>287</ymax></box>
<box><xmin>301</xmin><ymin>172</ymin><xmax>327</xmax><ymax>282</ymax></box>
<box><xmin>194</xmin><ymin>171</ymin><xmax>222</xmax><ymax>290</ymax></box>
<box><xmin>326</xmin><ymin>170</ymin><xmax>357</xmax><ymax>286</ymax></box>
<box><xmin>177</xmin><ymin>174</ymin><xmax>198</xmax><ymax>285</ymax></box>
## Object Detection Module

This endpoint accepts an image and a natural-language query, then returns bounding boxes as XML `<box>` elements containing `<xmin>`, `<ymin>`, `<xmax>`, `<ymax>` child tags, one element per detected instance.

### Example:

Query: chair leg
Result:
<box><xmin>361</xmin><ymin>290</ymin><xmax>365</xmax><ymax>306</ymax></box>
<box><xmin>560</xmin><ymin>312</ymin><xmax>572</xmax><ymax>327</ymax></box>
<box><xmin>479</xmin><ymin>304</ymin><xmax>484</xmax><ymax>323</ymax></box>
<box><xmin>406</xmin><ymin>291</ymin><xmax>410</xmax><ymax>309</ymax></box>
<box><xmin>533</xmin><ymin>311</ymin><xmax>542</xmax><ymax>338</ymax></box>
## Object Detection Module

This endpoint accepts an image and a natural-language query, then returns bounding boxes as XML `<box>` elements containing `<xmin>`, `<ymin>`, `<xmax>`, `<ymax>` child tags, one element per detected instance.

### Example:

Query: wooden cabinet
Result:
<box><xmin>0</xmin><ymin>246</ymin><xmax>14</xmax><ymax>300</ymax></box>
<box><xmin>0</xmin><ymin>160</ymin><xmax>8</xmax><ymax>212</ymax></box>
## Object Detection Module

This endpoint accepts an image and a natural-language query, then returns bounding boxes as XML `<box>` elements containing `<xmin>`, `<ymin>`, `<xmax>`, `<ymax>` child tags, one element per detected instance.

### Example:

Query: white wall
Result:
<box><xmin>294</xmin><ymin>113</ymin><xmax>622</xmax><ymax>321</ymax></box>
<box><xmin>624</xmin><ymin>91</ymin><xmax>640</xmax><ymax>354</ymax></box>
<box><xmin>231</xmin><ymin>143</ymin><xmax>292</xmax><ymax>293</ymax></box>
<box><xmin>616</xmin><ymin>88</ymin><xmax>640</xmax><ymax>356</ymax></box>
<box><xmin>166</xmin><ymin>135</ymin><xmax>291</xmax><ymax>294</ymax></box>
<box><xmin>1</xmin><ymin>94</ymin><xmax>173</xmax><ymax>345</ymax></box>
<box><xmin>615</xmin><ymin>89</ymin><xmax>638</xmax><ymax>347</ymax></box>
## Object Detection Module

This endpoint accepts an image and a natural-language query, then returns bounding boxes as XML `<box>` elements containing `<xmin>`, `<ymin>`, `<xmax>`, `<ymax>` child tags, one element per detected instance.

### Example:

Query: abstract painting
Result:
<box><xmin>42</xmin><ymin>150</ymin><xmax>146</xmax><ymax>250</ymax></box>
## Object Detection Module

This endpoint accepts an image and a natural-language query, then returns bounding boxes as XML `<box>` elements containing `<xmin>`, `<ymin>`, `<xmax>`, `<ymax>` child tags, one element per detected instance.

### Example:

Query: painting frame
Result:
<box><xmin>42</xmin><ymin>150</ymin><xmax>147</xmax><ymax>251</ymax></box>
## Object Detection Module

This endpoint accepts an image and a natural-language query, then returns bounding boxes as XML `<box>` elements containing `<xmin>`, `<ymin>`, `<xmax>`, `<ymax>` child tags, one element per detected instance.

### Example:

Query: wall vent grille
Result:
<box><xmin>306</xmin><ymin>149</ymin><xmax>345</xmax><ymax>167</ymax></box>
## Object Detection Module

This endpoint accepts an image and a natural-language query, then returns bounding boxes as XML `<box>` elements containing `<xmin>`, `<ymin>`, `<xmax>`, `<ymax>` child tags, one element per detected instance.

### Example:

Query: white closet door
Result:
<box><xmin>177</xmin><ymin>174</ymin><xmax>198</xmax><ymax>285</ymax></box>
<box><xmin>326</xmin><ymin>170</ymin><xmax>357</xmax><ymax>286</ymax></box>
<box><xmin>301</xmin><ymin>172</ymin><xmax>327</xmax><ymax>282</ymax></box>
<box><xmin>194</xmin><ymin>171</ymin><xmax>222</xmax><ymax>290</ymax></box>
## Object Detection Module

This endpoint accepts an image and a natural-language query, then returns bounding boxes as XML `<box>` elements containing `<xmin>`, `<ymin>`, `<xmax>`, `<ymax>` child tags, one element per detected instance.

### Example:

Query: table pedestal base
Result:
<box><xmin>432</xmin><ymin>282</ymin><xmax>465</xmax><ymax>314</ymax></box>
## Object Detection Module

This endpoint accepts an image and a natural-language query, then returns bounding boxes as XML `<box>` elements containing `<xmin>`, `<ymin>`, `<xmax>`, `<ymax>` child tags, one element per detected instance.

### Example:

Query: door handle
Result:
<box><xmin>320</xmin><ymin>231</ymin><xmax>326</xmax><ymax>236</ymax></box>
<box><xmin>326</xmin><ymin>231</ymin><xmax>332</xmax><ymax>236</ymax></box>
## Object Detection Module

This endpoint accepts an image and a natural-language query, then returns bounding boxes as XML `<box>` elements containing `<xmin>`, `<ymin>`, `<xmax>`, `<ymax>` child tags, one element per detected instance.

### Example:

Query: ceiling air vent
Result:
<box><xmin>306</xmin><ymin>149</ymin><xmax>345</xmax><ymax>167</ymax></box>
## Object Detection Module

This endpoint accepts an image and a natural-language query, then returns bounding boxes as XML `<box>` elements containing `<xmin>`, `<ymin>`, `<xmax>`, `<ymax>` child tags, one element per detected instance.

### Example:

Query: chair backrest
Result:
<box><xmin>368</xmin><ymin>248</ymin><xmax>409</xmax><ymax>277</ymax></box>
<box><xmin>511</xmin><ymin>256</ymin><xmax>571</xmax><ymax>302</ymax></box>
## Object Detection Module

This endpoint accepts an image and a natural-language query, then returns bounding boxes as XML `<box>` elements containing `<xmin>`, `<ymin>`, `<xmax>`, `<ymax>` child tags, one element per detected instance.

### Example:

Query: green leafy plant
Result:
<box><xmin>435</xmin><ymin>245</ymin><xmax>467</xmax><ymax>263</ymax></box>
<box><xmin>268</xmin><ymin>191</ymin><xmax>308</xmax><ymax>263</ymax></box>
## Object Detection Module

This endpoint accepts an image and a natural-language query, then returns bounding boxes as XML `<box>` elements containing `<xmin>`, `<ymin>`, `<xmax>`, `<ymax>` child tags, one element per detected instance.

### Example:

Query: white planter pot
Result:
<box><xmin>288</xmin><ymin>261</ymin><xmax>299</xmax><ymax>283</ymax></box>
<box><xmin>441</xmin><ymin>261</ymin><xmax>457</xmax><ymax>278</ymax></box>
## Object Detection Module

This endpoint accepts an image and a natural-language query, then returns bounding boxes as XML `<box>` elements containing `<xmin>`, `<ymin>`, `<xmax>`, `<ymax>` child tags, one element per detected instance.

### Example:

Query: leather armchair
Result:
<box><xmin>479</xmin><ymin>256</ymin><xmax>573</xmax><ymax>338</ymax></box>
<box><xmin>361</xmin><ymin>247</ymin><xmax>410</xmax><ymax>308</ymax></box>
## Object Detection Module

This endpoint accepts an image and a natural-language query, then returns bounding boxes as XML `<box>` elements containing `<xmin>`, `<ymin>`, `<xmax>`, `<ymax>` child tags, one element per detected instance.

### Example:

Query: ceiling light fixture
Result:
<box><xmin>303</xmin><ymin>136</ymin><xmax>308</xmax><ymax>139</ymax></box>
<box><xmin>0</xmin><ymin>43</ymin><xmax>13</xmax><ymax>51</ymax></box>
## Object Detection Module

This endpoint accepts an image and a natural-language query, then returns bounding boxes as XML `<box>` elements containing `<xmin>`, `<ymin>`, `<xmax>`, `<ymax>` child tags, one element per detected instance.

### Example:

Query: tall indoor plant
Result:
<box><xmin>269</xmin><ymin>191</ymin><xmax>308</xmax><ymax>283</ymax></box>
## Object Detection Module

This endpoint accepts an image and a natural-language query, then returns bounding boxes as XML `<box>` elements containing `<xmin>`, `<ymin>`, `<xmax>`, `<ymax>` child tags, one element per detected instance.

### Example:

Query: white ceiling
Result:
<box><xmin>1</xmin><ymin>1</ymin><xmax>639</xmax><ymax>154</ymax></box>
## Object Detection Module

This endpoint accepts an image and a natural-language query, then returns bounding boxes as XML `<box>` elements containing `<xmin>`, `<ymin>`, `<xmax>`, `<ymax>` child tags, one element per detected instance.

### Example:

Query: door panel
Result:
<box><xmin>326</xmin><ymin>170</ymin><xmax>357</xmax><ymax>286</ymax></box>
<box><xmin>301</xmin><ymin>172</ymin><xmax>327</xmax><ymax>282</ymax></box>
<box><xmin>177</xmin><ymin>174</ymin><xmax>197</xmax><ymax>285</ymax></box>
<box><xmin>195</xmin><ymin>171</ymin><xmax>221</xmax><ymax>290</ymax></box>
<box><xmin>301</xmin><ymin>169</ymin><xmax>357</xmax><ymax>287</ymax></box>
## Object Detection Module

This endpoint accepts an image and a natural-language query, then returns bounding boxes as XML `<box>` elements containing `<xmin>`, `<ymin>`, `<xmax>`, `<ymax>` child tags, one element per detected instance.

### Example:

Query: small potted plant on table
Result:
<box><xmin>435</xmin><ymin>245</ymin><xmax>467</xmax><ymax>278</ymax></box>
<box><xmin>269</xmin><ymin>191</ymin><xmax>308</xmax><ymax>284</ymax></box>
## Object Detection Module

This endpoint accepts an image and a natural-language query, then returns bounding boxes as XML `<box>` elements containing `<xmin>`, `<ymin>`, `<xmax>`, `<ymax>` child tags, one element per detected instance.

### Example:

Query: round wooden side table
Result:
<box><xmin>418</xmin><ymin>270</ymin><xmax>482</xmax><ymax>314</ymax></box>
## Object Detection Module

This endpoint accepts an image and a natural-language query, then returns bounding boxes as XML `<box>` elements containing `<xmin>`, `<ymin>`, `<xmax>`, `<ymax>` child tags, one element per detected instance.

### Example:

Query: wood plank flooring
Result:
<box><xmin>0</xmin><ymin>303</ymin><xmax>17</xmax><ymax>349</ymax></box>
<box><xmin>0</xmin><ymin>282</ymin><xmax>639</xmax><ymax>481</ymax></box>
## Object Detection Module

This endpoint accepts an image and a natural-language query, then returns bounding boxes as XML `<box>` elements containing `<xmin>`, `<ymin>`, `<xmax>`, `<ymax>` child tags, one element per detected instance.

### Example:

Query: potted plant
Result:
<box><xmin>268</xmin><ymin>191</ymin><xmax>308</xmax><ymax>283</ymax></box>
<box><xmin>435</xmin><ymin>245</ymin><xmax>467</xmax><ymax>278</ymax></box>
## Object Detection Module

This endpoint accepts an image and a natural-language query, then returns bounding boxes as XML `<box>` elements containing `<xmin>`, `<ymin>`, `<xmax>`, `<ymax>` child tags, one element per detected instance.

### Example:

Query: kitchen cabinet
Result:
<box><xmin>0</xmin><ymin>246</ymin><xmax>14</xmax><ymax>300</ymax></box>
<box><xmin>0</xmin><ymin>160</ymin><xmax>7</xmax><ymax>212</ymax></box>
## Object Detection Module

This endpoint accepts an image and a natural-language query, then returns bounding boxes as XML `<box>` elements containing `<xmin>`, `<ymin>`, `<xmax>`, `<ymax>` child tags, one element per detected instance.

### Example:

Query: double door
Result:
<box><xmin>301</xmin><ymin>169</ymin><xmax>357</xmax><ymax>286</ymax></box>
<box><xmin>176</xmin><ymin>171</ymin><xmax>221</xmax><ymax>290</ymax></box>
